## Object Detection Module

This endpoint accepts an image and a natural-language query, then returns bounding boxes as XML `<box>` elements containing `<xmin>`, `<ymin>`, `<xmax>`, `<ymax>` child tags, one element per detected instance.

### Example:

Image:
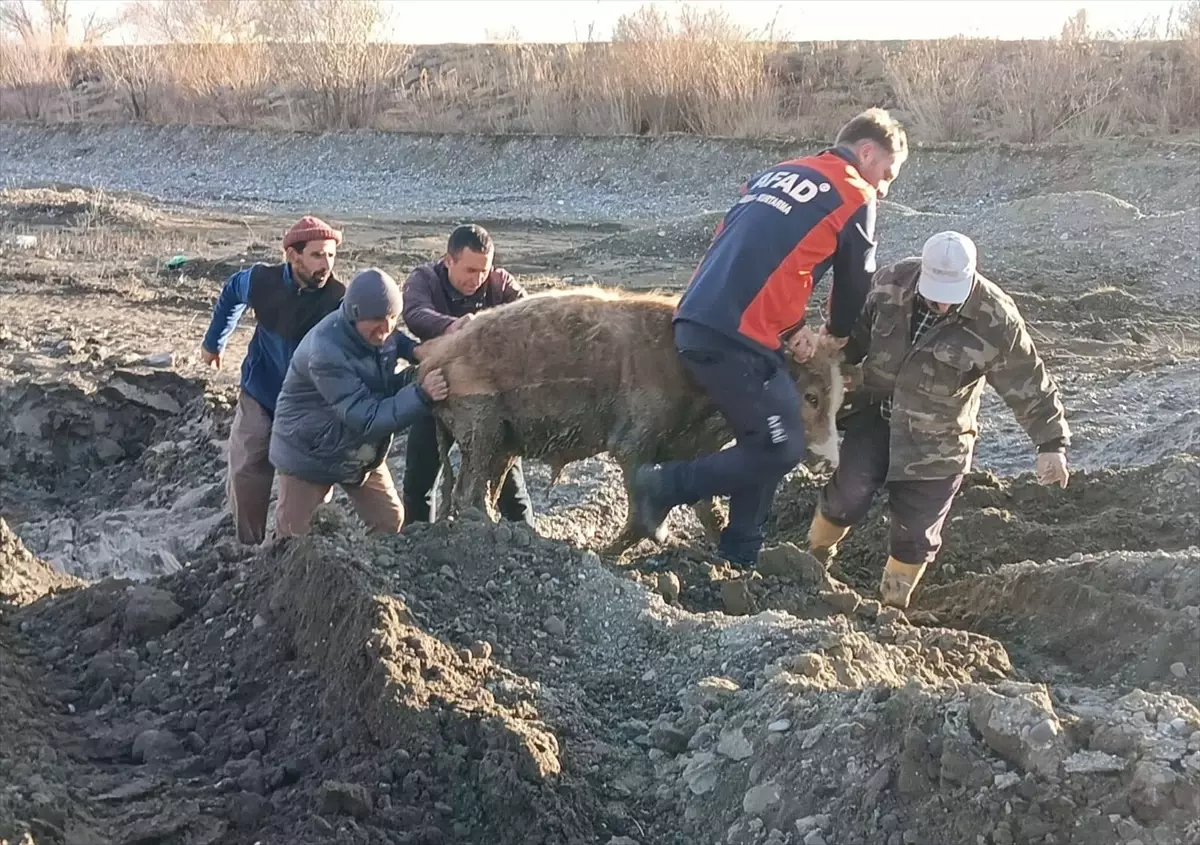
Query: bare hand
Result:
<box><xmin>420</xmin><ymin>368</ymin><xmax>449</xmax><ymax>402</ymax></box>
<box><xmin>446</xmin><ymin>314</ymin><xmax>475</xmax><ymax>335</ymax></box>
<box><xmin>1036</xmin><ymin>452</ymin><xmax>1069</xmax><ymax>488</ymax></box>
<box><xmin>201</xmin><ymin>346</ymin><xmax>221</xmax><ymax>369</ymax></box>
<box><xmin>785</xmin><ymin>325</ymin><xmax>818</xmax><ymax>363</ymax></box>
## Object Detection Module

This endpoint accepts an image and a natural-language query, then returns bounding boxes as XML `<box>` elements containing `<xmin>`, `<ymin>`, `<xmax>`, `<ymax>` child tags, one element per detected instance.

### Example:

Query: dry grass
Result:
<box><xmin>0</xmin><ymin>2</ymin><xmax>1197</xmax><ymax>142</ymax></box>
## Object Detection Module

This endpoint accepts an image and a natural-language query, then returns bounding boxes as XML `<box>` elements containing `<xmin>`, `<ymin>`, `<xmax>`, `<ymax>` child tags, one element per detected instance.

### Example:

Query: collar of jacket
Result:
<box><xmin>823</xmin><ymin>145</ymin><xmax>865</xmax><ymax>176</ymax></box>
<box><xmin>280</xmin><ymin>261</ymin><xmax>298</xmax><ymax>293</ymax></box>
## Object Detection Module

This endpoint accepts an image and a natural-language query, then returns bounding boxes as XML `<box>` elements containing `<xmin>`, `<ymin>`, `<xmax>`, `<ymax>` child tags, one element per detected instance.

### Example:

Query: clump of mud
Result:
<box><xmin>762</xmin><ymin>455</ymin><xmax>1200</xmax><ymax>594</ymax></box>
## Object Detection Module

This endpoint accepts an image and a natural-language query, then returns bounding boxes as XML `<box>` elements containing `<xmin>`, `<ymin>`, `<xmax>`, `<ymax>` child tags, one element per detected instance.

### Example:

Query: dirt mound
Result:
<box><xmin>920</xmin><ymin>548</ymin><xmax>1200</xmax><ymax>697</ymax></box>
<box><xmin>874</xmin><ymin>193</ymin><xmax>1199</xmax><ymax>310</ymax></box>
<box><xmin>0</xmin><ymin>370</ymin><xmax>202</xmax><ymax>488</ymax></box>
<box><xmin>2</xmin><ymin>492</ymin><xmax>1198</xmax><ymax>844</ymax></box>
<box><xmin>1</xmin><ymin>371</ymin><xmax>232</xmax><ymax>579</ymax></box>
<box><xmin>339</xmin><ymin>516</ymin><xmax>1199</xmax><ymax>845</ymax></box>
<box><xmin>161</xmin><ymin>252</ymin><xmax>275</xmax><ymax>282</ymax></box>
<box><xmin>2</xmin><ymin>528</ymin><xmax>608</xmax><ymax>845</ymax></box>
<box><xmin>762</xmin><ymin>455</ymin><xmax>1200</xmax><ymax>595</ymax></box>
<box><xmin>0</xmin><ymin>186</ymin><xmax>158</xmax><ymax>229</ymax></box>
<box><xmin>661</xmin><ymin>668</ymin><xmax>1199</xmax><ymax>845</ymax></box>
<box><xmin>0</xmin><ymin>518</ymin><xmax>81</xmax><ymax>608</ymax></box>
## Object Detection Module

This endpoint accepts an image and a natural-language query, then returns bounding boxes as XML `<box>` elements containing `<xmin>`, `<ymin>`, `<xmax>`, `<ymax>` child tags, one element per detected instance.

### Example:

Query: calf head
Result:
<box><xmin>785</xmin><ymin>347</ymin><xmax>845</xmax><ymax>471</ymax></box>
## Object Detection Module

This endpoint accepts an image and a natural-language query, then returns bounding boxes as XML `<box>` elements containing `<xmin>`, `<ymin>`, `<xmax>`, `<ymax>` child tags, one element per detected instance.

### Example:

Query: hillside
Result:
<box><xmin>1</xmin><ymin>37</ymin><xmax>1198</xmax><ymax>142</ymax></box>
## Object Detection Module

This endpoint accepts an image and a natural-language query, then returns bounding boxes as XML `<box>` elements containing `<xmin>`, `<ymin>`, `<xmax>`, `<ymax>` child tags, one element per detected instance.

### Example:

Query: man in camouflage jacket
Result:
<box><xmin>807</xmin><ymin>231</ymin><xmax>1071</xmax><ymax>608</ymax></box>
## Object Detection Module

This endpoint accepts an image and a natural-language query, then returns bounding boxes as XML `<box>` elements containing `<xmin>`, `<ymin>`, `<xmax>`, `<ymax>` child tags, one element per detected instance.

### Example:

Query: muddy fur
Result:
<box><xmin>416</xmin><ymin>286</ymin><xmax>842</xmax><ymax>553</ymax></box>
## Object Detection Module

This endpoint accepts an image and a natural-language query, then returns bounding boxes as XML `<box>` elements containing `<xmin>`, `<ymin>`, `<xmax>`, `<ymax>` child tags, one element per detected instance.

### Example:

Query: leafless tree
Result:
<box><xmin>121</xmin><ymin>0</ymin><xmax>261</xmax><ymax>44</ymax></box>
<box><xmin>0</xmin><ymin>0</ymin><xmax>116</xmax><ymax>45</ymax></box>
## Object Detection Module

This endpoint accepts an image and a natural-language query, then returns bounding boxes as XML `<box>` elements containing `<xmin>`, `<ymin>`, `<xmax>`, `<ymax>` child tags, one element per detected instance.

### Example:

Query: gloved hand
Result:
<box><xmin>1036</xmin><ymin>451</ymin><xmax>1069</xmax><ymax>488</ymax></box>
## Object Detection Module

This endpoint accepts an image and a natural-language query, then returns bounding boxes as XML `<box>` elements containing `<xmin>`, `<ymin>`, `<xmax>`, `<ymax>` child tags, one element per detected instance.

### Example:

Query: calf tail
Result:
<box><xmin>434</xmin><ymin>418</ymin><xmax>455</xmax><ymax>522</ymax></box>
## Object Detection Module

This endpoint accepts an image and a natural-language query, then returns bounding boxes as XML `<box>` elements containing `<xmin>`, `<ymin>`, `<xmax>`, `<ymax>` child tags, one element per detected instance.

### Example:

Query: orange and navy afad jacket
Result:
<box><xmin>674</xmin><ymin>146</ymin><xmax>879</xmax><ymax>356</ymax></box>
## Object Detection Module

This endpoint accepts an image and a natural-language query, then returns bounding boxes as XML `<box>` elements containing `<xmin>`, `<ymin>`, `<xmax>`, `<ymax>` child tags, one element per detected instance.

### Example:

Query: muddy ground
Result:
<box><xmin>0</xmin><ymin>131</ymin><xmax>1198</xmax><ymax>845</ymax></box>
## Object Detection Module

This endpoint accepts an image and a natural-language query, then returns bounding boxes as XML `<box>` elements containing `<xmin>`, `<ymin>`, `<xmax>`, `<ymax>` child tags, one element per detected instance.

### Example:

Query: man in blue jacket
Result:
<box><xmin>201</xmin><ymin>215</ymin><xmax>346</xmax><ymax>545</ymax></box>
<box><xmin>268</xmin><ymin>268</ymin><xmax>449</xmax><ymax>537</ymax></box>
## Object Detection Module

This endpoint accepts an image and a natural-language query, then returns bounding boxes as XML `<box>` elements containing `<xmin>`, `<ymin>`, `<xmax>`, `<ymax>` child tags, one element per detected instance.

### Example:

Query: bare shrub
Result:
<box><xmin>883</xmin><ymin>38</ymin><xmax>992</xmax><ymax>142</ymax></box>
<box><xmin>0</xmin><ymin>0</ymin><xmax>1196</xmax><ymax>142</ymax></box>
<box><xmin>502</xmin><ymin>4</ymin><xmax>785</xmax><ymax>137</ymax></box>
<box><xmin>0</xmin><ymin>41</ymin><xmax>68</xmax><ymax>119</ymax></box>
<box><xmin>992</xmin><ymin>38</ymin><xmax>1126</xmax><ymax>142</ymax></box>
<box><xmin>93</xmin><ymin>44</ymin><xmax>160</xmax><ymax>120</ymax></box>
<box><xmin>121</xmin><ymin>0</ymin><xmax>261</xmax><ymax>44</ymax></box>
<box><xmin>882</xmin><ymin>6</ymin><xmax>1200</xmax><ymax>144</ymax></box>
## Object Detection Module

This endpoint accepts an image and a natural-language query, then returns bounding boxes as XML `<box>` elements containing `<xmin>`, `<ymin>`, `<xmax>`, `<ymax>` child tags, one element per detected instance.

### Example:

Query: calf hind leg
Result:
<box><xmin>604</xmin><ymin>454</ymin><xmax>657</xmax><ymax>557</ymax></box>
<box><xmin>433</xmin><ymin>420</ymin><xmax>455</xmax><ymax>522</ymax></box>
<box><xmin>692</xmin><ymin>498</ymin><xmax>727</xmax><ymax>545</ymax></box>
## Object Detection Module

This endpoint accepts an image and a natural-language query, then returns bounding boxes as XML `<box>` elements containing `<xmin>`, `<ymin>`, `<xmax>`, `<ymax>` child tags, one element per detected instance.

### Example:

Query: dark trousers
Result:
<box><xmin>401</xmin><ymin>414</ymin><xmax>533</xmax><ymax>525</ymax></box>
<box><xmin>659</xmin><ymin>321</ymin><xmax>808</xmax><ymax>565</ymax></box>
<box><xmin>819</xmin><ymin>405</ymin><xmax>962</xmax><ymax>565</ymax></box>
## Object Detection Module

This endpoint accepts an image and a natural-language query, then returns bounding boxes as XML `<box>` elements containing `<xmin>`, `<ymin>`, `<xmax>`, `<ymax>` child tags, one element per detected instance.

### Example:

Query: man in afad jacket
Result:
<box><xmin>400</xmin><ymin>223</ymin><xmax>533</xmax><ymax>527</ymax></box>
<box><xmin>201</xmin><ymin>215</ymin><xmax>346</xmax><ymax>545</ymax></box>
<box><xmin>807</xmin><ymin>231</ymin><xmax>1071</xmax><ymax>608</ymax></box>
<box><xmin>268</xmin><ymin>268</ymin><xmax>449</xmax><ymax>537</ymax></box>
<box><xmin>631</xmin><ymin>107</ymin><xmax>909</xmax><ymax>567</ymax></box>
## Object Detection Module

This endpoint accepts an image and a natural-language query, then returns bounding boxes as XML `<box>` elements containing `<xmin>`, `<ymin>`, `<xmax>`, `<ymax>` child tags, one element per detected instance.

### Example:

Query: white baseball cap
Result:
<box><xmin>918</xmin><ymin>231</ymin><xmax>977</xmax><ymax>305</ymax></box>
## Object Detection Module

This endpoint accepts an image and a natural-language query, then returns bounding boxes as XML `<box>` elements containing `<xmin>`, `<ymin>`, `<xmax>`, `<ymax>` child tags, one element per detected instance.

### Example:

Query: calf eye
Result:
<box><xmin>805</xmin><ymin>393</ymin><xmax>820</xmax><ymax>408</ymax></box>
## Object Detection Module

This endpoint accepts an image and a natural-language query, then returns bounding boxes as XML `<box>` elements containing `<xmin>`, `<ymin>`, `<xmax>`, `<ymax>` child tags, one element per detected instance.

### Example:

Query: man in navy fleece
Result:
<box><xmin>200</xmin><ymin>215</ymin><xmax>346</xmax><ymax>545</ymax></box>
<box><xmin>268</xmin><ymin>268</ymin><xmax>449</xmax><ymax>537</ymax></box>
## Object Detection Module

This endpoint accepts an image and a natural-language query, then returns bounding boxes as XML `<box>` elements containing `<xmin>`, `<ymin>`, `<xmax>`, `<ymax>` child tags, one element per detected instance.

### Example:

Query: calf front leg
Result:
<box><xmin>452</xmin><ymin>431</ymin><xmax>495</xmax><ymax>520</ymax></box>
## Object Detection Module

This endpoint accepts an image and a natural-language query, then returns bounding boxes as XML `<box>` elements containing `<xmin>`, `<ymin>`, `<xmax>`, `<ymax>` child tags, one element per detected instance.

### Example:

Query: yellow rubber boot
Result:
<box><xmin>808</xmin><ymin>510</ymin><xmax>850</xmax><ymax>565</ymax></box>
<box><xmin>879</xmin><ymin>556</ymin><xmax>928</xmax><ymax>609</ymax></box>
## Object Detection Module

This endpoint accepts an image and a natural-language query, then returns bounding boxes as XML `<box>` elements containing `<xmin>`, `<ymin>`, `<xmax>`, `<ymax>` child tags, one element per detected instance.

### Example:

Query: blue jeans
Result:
<box><xmin>659</xmin><ymin>321</ymin><xmax>808</xmax><ymax>564</ymax></box>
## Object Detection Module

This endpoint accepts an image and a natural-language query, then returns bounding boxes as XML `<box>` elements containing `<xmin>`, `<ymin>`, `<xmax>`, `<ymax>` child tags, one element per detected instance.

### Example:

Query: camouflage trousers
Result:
<box><xmin>818</xmin><ymin>405</ymin><xmax>963</xmax><ymax>566</ymax></box>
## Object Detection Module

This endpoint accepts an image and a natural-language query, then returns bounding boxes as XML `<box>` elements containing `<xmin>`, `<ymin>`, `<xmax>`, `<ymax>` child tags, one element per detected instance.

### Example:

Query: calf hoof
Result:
<box><xmin>693</xmin><ymin>500</ymin><xmax>727</xmax><ymax>545</ymax></box>
<box><xmin>630</xmin><ymin>465</ymin><xmax>672</xmax><ymax>544</ymax></box>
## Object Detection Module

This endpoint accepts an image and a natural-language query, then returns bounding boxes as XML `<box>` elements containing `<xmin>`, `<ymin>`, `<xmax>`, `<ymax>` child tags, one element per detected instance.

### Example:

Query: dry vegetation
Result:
<box><xmin>0</xmin><ymin>0</ymin><xmax>1198</xmax><ymax>141</ymax></box>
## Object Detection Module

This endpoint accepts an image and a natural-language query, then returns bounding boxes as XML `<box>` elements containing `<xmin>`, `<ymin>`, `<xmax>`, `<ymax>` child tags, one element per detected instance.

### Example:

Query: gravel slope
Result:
<box><xmin>2</xmin><ymin>124</ymin><xmax>1197</xmax><ymax>225</ymax></box>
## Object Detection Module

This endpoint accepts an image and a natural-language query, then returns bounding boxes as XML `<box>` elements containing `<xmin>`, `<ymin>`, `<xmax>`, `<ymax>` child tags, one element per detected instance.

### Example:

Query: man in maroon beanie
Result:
<box><xmin>201</xmin><ymin>215</ymin><xmax>346</xmax><ymax>545</ymax></box>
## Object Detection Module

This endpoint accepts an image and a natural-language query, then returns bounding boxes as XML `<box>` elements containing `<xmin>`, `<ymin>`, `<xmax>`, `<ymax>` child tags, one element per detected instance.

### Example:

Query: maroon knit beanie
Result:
<box><xmin>283</xmin><ymin>215</ymin><xmax>343</xmax><ymax>250</ymax></box>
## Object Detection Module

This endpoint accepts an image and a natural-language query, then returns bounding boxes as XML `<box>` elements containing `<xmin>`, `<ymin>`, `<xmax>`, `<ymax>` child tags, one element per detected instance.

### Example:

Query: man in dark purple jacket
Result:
<box><xmin>400</xmin><ymin>224</ymin><xmax>534</xmax><ymax>526</ymax></box>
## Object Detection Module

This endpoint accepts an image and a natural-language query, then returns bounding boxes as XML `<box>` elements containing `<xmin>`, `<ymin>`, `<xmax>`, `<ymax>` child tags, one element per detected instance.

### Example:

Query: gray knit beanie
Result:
<box><xmin>343</xmin><ymin>268</ymin><xmax>403</xmax><ymax>321</ymax></box>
